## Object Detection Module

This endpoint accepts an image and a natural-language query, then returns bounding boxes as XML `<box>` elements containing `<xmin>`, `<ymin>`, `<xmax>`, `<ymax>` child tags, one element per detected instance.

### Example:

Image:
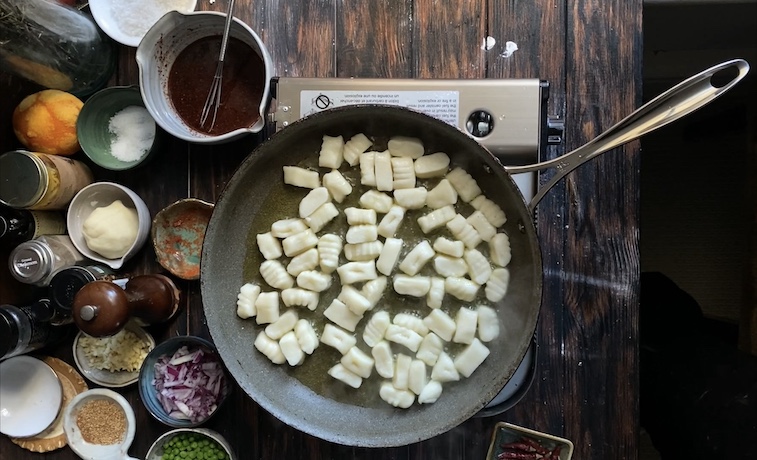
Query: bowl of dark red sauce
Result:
<box><xmin>136</xmin><ymin>11</ymin><xmax>273</xmax><ymax>143</ymax></box>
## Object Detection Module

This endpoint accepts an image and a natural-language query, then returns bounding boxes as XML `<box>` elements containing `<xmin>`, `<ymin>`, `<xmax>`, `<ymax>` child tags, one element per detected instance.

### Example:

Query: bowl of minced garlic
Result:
<box><xmin>63</xmin><ymin>389</ymin><xmax>138</xmax><ymax>460</ymax></box>
<box><xmin>73</xmin><ymin>322</ymin><xmax>155</xmax><ymax>388</ymax></box>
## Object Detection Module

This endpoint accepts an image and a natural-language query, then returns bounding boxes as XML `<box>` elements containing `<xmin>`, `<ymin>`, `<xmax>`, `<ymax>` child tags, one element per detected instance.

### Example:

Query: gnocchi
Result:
<box><xmin>414</xmin><ymin>152</ymin><xmax>450</xmax><ymax>178</ymax></box>
<box><xmin>321</xmin><ymin>323</ymin><xmax>356</xmax><ymax>354</ymax></box>
<box><xmin>318</xmin><ymin>135</ymin><xmax>344</xmax><ymax>169</ymax></box>
<box><xmin>324</xmin><ymin>299</ymin><xmax>363</xmax><ymax>332</ymax></box>
<box><xmin>363</xmin><ymin>310</ymin><xmax>391</xmax><ymax>347</ymax></box>
<box><xmin>299</xmin><ymin>187</ymin><xmax>331</xmax><ymax>219</ymax></box>
<box><xmin>343</xmin><ymin>133</ymin><xmax>372</xmax><ymax>166</ymax></box>
<box><xmin>256</xmin><ymin>232</ymin><xmax>282</xmax><ymax>260</ymax></box>
<box><xmin>287</xmin><ymin>248</ymin><xmax>319</xmax><ymax>277</ymax></box>
<box><xmin>244</xmin><ymin>132</ymin><xmax>522</xmax><ymax>409</ymax></box>
<box><xmin>317</xmin><ymin>234</ymin><xmax>342</xmax><ymax>274</ymax></box>
<box><xmin>287</xmin><ymin>248</ymin><xmax>318</xmax><ymax>276</ymax></box>
<box><xmin>391</xmin><ymin>157</ymin><xmax>416</xmax><ymax>190</ymax></box>
<box><xmin>322</xmin><ymin>169</ymin><xmax>353</xmax><ymax>203</ymax></box>
<box><xmin>283</xmin><ymin>166</ymin><xmax>319</xmax><ymax>189</ymax></box>
<box><xmin>398</xmin><ymin>240</ymin><xmax>435</xmax><ymax>276</ymax></box>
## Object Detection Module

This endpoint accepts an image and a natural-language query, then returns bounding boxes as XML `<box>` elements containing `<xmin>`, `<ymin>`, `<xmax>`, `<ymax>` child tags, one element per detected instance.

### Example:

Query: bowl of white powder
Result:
<box><xmin>77</xmin><ymin>86</ymin><xmax>160</xmax><ymax>171</ymax></box>
<box><xmin>89</xmin><ymin>0</ymin><xmax>198</xmax><ymax>48</ymax></box>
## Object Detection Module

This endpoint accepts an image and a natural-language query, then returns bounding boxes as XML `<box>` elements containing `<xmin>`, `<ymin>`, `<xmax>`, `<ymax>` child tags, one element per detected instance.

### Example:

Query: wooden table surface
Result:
<box><xmin>0</xmin><ymin>0</ymin><xmax>641</xmax><ymax>459</ymax></box>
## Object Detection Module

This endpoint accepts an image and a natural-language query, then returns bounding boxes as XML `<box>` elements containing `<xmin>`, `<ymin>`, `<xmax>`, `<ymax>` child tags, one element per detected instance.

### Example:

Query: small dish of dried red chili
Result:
<box><xmin>486</xmin><ymin>422</ymin><xmax>574</xmax><ymax>460</ymax></box>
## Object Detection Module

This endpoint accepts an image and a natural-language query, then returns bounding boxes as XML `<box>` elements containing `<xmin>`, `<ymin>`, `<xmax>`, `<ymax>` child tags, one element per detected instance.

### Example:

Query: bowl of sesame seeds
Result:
<box><xmin>63</xmin><ymin>388</ymin><xmax>137</xmax><ymax>460</ymax></box>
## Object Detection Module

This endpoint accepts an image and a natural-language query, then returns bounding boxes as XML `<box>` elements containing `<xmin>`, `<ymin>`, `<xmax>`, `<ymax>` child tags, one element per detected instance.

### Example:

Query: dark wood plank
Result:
<box><xmin>560</xmin><ymin>1</ymin><xmax>642</xmax><ymax>459</ymax></box>
<box><xmin>337</xmin><ymin>0</ymin><xmax>412</xmax><ymax>78</ymax></box>
<box><xmin>413</xmin><ymin>0</ymin><xmax>486</xmax><ymax>79</ymax></box>
<box><xmin>486</xmin><ymin>0</ymin><xmax>570</xmax><ymax>442</ymax></box>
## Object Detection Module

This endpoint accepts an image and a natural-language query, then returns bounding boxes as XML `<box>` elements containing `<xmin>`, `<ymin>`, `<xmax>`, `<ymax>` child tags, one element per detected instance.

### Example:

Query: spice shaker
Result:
<box><xmin>9</xmin><ymin>235</ymin><xmax>87</xmax><ymax>286</ymax></box>
<box><xmin>0</xmin><ymin>0</ymin><xmax>116</xmax><ymax>97</ymax></box>
<box><xmin>0</xmin><ymin>205</ymin><xmax>66</xmax><ymax>246</ymax></box>
<box><xmin>0</xmin><ymin>150</ymin><xmax>94</xmax><ymax>211</ymax></box>
<box><xmin>0</xmin><ymin>299</ymin><xmax>71</xmax><ymax>361</ymax></box>
<box><xmin>72</xmin><ymin>274</ymin><xmax>182</xmax><ymax>337</ymax></box>
<box><xmin>48</xmin><ymin>264</ymin><xmax>129</xmax><ymax>325</ymax></box>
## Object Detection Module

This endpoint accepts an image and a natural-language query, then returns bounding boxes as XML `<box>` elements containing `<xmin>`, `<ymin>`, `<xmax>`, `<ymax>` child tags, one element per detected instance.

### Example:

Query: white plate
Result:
<box><xmin>73</xmin><ymin>323</ymin><xmax>155</xmax><ymax>388</ymax></box>
<box><xmin>0</xmin><ymin>356</ymin><xmax>63</xmax><ymax>438</ymax></box>
<box><xmin>89</xmin><ymin>0</ymin><xmax>198</xmax><ymax>47</ymax></box>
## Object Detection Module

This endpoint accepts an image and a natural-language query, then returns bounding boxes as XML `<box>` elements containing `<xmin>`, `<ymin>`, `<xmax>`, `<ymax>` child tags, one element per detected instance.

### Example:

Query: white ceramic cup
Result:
<box><xmin>67</xmin><ymin>182</ymin><xmax>151</xmax><ymax>270</ymax></box>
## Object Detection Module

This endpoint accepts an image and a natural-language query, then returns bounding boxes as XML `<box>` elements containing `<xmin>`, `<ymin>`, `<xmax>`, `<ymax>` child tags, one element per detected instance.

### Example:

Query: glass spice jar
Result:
<box><xmin>0</xmin><ymin>0</ymin><xmax>116</xmax><ymax>98</ymax></box>
<box><xmin>0</xmin><ymin>299</ymin><xmax>71</xmax><ymax>361</ymax></box>
<box><xmin>8</xmin><ymin>235</ymin><xmax>86</xmax><ymax>286</ymax></box>
<box><xmin>0</xmin><ymin>150</ymin><xmax>94</xmax><ymax>210</ymax></box>
<box><xmin>0</xmin><ymin>205</ymin><xmax>66</xmax><ymax>246</ymax></box>
<box><xmin>48</xmin><ymin>264</ymin><xmax>129</xmax><ymax>325</ymax></box>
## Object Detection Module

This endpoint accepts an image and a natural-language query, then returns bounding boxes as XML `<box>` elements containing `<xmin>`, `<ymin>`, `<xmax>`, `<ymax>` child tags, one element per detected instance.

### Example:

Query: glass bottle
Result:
<box><xmin>0</xmin><ymin>0</ymin><xmax>116</xmax><ymax>98</ymax></box>
<box><xmin>48</xmin><ymin>264</ymin><xmax>129</xmax><ymax>325</ymax></box>
<box><xmin>0</xmin><ymin>205</ymin><xmax>66</xmax><ymax>245</ymax></box>
<box><xmin>0</xmin><ymin>299</ymin><xmax>70</xmax><ymax>361</ymax></box>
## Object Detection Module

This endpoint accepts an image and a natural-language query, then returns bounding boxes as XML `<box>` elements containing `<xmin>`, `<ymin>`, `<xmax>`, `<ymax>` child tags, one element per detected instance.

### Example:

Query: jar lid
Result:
<box><xmin>49</xmin><ymin>266</ymin><xmax>96</xmax><ymax>316</ymax></box>
<box><xmin>0</xmin><ymin>151</ymin><xmax>47</xmax><ymax>208</ymax></box>
<box><xmin>9</xmin><ymin>240</ymin><xmax>53</xmax><ymax>285</ymax></box>
<box><xmin>0</xmin><ymin>307</ymin><xmax>21</xmax><ymax>359</ymax></box>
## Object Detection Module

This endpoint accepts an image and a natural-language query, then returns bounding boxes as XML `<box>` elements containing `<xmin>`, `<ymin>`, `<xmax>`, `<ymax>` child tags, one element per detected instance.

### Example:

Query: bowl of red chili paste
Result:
<box><xmin>136</xmin><ymin>11</ymin><xmax>273</xmax><ymax>144</ymax></box>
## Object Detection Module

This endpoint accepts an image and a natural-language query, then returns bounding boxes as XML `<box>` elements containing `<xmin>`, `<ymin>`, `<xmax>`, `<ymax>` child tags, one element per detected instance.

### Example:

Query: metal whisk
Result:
<box><xmin>200</xmin><ymin>0</ymin><xmax>237</xmax><ymax>132</ymax></box>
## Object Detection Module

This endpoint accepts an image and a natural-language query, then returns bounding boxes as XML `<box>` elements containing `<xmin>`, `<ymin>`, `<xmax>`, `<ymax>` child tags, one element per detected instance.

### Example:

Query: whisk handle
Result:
<box><xmin>219</xmin><ymin>0</ymin><xmax>237</xmax><ymax>62</ymax></box>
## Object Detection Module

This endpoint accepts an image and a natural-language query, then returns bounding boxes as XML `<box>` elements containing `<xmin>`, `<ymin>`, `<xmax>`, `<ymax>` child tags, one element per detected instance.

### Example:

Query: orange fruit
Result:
<box><xmin>12</xmin><ymin>89</ymin><xmax>83</xmax><ymax>156</ymax></box>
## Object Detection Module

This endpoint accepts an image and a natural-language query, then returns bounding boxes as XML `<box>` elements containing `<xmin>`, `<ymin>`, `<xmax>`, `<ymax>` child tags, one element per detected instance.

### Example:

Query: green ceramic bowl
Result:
<box><xmin>77</xmin><ymin>86</ymin><xmax>159</xmax><ymax>170</ymax></box>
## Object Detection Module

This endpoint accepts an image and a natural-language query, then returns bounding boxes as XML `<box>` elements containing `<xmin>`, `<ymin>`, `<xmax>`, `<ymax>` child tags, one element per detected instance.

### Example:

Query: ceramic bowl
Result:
<box><xmin>73</xmin><ymin>322</ymin><xmax>156</xmax><ymax>388</ymax></box>
<box><xmin>486</xmin><ymin>422</ymin><xmax>575</xmax><ymax>460</ymax></box>
<box><xmin>77</xmin><ymin>86</ymin><xmax>160</xmax><ymax>170</ymax></box>
<box><xmin>0</xmin><ymin>356</ymin><xmax>63</xmax><ymax>438</ymax></box>
<box><xmin>67</xmin><ymin>182</ymin><xmax>151</xmax><ymax>270</ymax></box>
<box><xmin>151</xmin><ymin>198</ymin><xmax>214</xmax><ymax>280</ymax></box>
<box><xmin>145</xmin><ymin>427</ymin><xmax>236</xmax><ymax>460</ymax></box>
<box><xmin>138</xmin><ymin>335</ymin><xmax>230</xmax><ymax>428</ymax></box>
<box><xmin>136</xmin><ymin>11</ymin><xmax>273</xmax><ymax>144</ymax></box>
<box><xmin>89</xmin><ymin>0</ymin><xmax>198</xmax><ymax>47</ymax></box>
<box><xmin>63</xmin><ymin>388</ymin><xmax>138</xmax><ymax>460</ymax></box>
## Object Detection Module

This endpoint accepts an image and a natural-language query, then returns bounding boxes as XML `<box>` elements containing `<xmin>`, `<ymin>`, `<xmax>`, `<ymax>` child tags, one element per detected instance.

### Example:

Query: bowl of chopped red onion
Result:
<box><xmin>138</xmin><ymin>335</ymin><xmax>230</xmax><ymax>428</ymax></box>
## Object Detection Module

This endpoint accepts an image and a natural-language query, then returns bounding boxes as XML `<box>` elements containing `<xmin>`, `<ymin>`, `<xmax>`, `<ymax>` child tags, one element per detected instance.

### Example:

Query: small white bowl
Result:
<box><xmin>0</xmin><ymin>356</ymin><xmax>63</xmax><ymax>438</ymax></box>
<box><xmin>67</xmin><ymin>182</ymin><xmax>151</xmax><ymax>270</ymax></box>
<box><xmin>89</xmin><ymin>0</ymin><xmax>198</xmax><ymax>47</ymax></box>
<box><xmin>63</xmin><ymin>389</ymin><xmax>138</xmax><ymax>460</ymax></box>
<box><xmin>145</xmin><ymin>428</ymin><xmax>236</xmax><ymax>460</ymax></box>
<box><xmin>136</xmin><ymin>10</ymin><xmax>273</xmax><ymax>144</ymax></box>
<box><xmin>73</xmin><ymin>323</ymin><xmax>156</xmax><ymax>388</ymax></box>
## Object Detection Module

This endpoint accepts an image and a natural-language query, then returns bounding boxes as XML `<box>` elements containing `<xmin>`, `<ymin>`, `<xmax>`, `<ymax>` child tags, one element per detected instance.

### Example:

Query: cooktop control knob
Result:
<box><xmin>466</xmin><ymin>110</ymin><xmax>494</xmax><ymax>137</ymax></box>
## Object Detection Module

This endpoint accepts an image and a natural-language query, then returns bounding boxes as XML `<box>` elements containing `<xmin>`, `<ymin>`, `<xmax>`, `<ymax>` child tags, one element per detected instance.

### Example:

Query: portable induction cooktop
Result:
<box><xmin>271</xmin><ymin>77</ymin><xmax>557</xmax><ymax>415</ymax></box>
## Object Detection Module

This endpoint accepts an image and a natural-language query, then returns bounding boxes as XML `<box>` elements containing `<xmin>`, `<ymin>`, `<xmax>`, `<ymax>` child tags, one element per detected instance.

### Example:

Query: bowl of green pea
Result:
<box><xmin>145</xmin><ymin>427</ymin><xmax>236</xmax><ymax>460</ymax></box>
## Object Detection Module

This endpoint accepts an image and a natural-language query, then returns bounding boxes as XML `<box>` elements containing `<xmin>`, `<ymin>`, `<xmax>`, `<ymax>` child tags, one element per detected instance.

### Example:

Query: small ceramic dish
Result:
<box><xmin>486</xmin><ymin>422</ymin><xmax>575</xmax><ymax>460</ymax></box>
<box><xmin>67</xmin><ymin>182</ymin><xmax>151</xmax><ymax>270</ymax></box>
<box><xmin>138</xmin><ymin>335</ymin><xmax>230</xmax><ymax>428</ymax></box>
<box><xmin>89</xmin><ymin>0</ymin><xmax>198</xmax><ymax>48</ymax></box>
<box><xmin>0</xmin><ymin>356</ymin><xmax>63</xmax><ymax>438</ymax></box>
<box><xmin>145</xmin><ymin>427</ymin><xmax>236</xmax><ymax>460</ymax></box>
<box><xmin>73</xmin><ymin>322</ymin><xmax>156</xmax><ymax>388</ymax></box>
<box><xmin>77</xmin><ymin>86</ymin><xmax>160</xmax><ymax>170</ymax></box>
<box><xmin>152</xmin><ymin>198</ymin><xmax>214</xmax><ymax>280</ymax></box>
<box><xmin>63</xmin><ymin>388</ymin><xmax>138</xmax><ymax>460</ymax></box>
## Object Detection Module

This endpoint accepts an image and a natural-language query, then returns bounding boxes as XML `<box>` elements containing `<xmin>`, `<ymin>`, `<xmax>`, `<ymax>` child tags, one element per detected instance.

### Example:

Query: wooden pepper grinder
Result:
<box><xmin>72</xmin><ymin>274</ymin><xmax>182</xmax><ymax>337</ymax></box>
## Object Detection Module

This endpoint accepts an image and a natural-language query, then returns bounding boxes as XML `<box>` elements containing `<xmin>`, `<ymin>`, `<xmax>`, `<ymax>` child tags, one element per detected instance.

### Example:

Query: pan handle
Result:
<box><xmin>506</xmin><ymin>59</ymin><xmax>750</xmax><ymax>212</ymax></box>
